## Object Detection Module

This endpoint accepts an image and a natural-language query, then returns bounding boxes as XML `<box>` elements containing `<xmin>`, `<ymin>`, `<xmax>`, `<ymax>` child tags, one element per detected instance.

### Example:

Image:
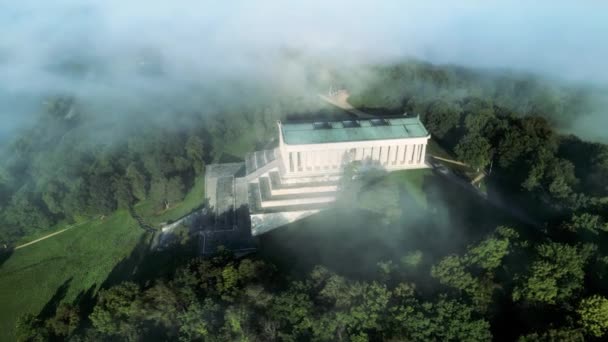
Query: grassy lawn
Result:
<box><xmin>222</xmin><ymin>130</ymin><xmax>258</xmax><ymax>159</ymax></box>
<box><xmin>379</xmin><ymin>168</ymin><xmax>430</xmax><ymax>208</ymax></box>
<box><xmin>0</xmin><ymin>210</ymin><xmax>142</xmax><ymax>341</ymax></box>
<box><xmin>135</xmin><ymin>173</ymin><xmax>206</xmax><ymax>227</ymax></box>
<box><xmin>212</xmin><ymin>128</ymin><xmax>259</xmax><ymax>163</ymax></box>
<box><xmin>0</xmin><ymin>172</ymin><xmax>210</xmax><ymax>340</ymax></box>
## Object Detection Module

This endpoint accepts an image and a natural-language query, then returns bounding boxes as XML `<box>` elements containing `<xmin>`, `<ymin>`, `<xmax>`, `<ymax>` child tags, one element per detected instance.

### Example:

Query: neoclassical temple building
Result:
<box><xmin>278</xmin><ymin>117</ymin><xmax>429</xmax><ymax>177</ymax></box>
<box><xmin>203</xmin><ymin>115</ymin><xmax>430</xmax><ymax>250</ymax></box>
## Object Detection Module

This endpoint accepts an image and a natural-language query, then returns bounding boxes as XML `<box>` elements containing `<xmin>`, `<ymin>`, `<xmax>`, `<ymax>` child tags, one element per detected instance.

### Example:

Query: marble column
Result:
<box><xmin>355</xmin><ymin>147</ymin><xmax>363</xmax><ymax>161</ymax></box>
<box><xmin>388</xmin><ymin>145</ymin><xmax>397</xmax><ymax>165</ymax></box>
<box><xmin>372</xmin><ymin>147</ymin><xmax>380</xmax><ymax>161</ymax></box>
<box><xmin>410</xmin><ymin>145</ymin><xmax>416</xmax><ymax>164</ymax></box>
<box><xmin>380</xmin><ymin>146</ymin><xmax>388</xmax><ymax>165</ymax></box>
<box><xmin>302</xmin><ymin>151</ymin><xmax>308</xmax><ymax>171</ymax></box>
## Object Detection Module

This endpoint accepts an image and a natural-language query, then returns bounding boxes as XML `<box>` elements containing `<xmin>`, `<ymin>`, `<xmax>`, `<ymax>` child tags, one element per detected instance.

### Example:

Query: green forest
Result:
<box><xmin>2</xmin><ymin>61</ymin><xmax>608</xmax><ymax>341</ymax></box>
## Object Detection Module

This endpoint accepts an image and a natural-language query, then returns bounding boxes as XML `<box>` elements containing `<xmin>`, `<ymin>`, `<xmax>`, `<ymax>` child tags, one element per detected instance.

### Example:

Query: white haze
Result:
<box><xmin>1</xmin><ymin>0</ymin><xmax>607</xmax><ymax>140</ymax></box>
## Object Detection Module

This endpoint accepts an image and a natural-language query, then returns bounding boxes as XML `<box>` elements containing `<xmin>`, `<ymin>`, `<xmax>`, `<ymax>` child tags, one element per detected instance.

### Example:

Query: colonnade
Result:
<box><xmin>286</xmin><ymin>142</ymin><xmax>427</xmax><ymax>173</ymax></box>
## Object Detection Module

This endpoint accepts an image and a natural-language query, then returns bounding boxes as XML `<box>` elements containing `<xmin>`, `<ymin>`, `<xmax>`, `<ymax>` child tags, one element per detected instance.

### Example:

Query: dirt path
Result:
<box><xmin>14</xmin><ymin>221</ymin><xmax>90</xmax><ymax>250</ymax></box>
<box><xmin>318</xmin><ymin>91</ymin><xmax>374</xmax><ymax>118</ymax></box>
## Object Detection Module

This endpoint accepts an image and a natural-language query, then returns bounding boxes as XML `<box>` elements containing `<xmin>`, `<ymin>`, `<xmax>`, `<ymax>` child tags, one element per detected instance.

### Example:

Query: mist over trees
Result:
<box><xmin>0</xmin><ymin>86</ymin><xmax>330</xmax><ymax>245</ymax></box>
<box><xmin>2</xmin><ymin>1</ymin><xmax>608</xmax><ymax>340</ymax></box>
<box><xmin>3</xmin><ymin>60</ymin><xmax>607</xmax><ymax>246</ymax></box>
<box><xmin>4</xmin><ymin>59</ymin><xmax>608</xmax><ymax>341</ymax></box>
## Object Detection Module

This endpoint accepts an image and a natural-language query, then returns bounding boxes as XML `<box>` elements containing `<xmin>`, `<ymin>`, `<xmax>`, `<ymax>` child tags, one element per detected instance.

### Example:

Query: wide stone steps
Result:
<box><xmin>253</xmin><ymin>201</ymin><xmax>330</xmax><ymax>213</ymax></box>
<box><xmin>248</xmin><ymin>183</ymin><xmax>262</xmax><ymax>213</ymax></box>
<box><xmin>248</xmin><ymin>175</ymin><xmax>338</xmax><ymax>214</ymax></box>
<box><xmin>260</xmin><ymin>175</ymin><xmax>337</xmax><ymax>199</ymax></box>
<box><xmin>245</xmin><ymin>149</ymin><xmax>277</xmax><ymax>176</ymax></box>
<box><xmin>251</xmin><ymin>209</ymin><xmax>321</xmax><ymax>236</ymax></box>
<box><xmin>271</xmin><ymin>185</ymin><xmax>339</xmax><ymax>196</ymax></box>
<box><xmin>246</xmin><ymin>152</ymin><xmax>341</xmax><ymax>233</ymax></box>
<box><xmin>268</xmin><ymin>170</ymin><xmax>340</xmax><ymax>189</ymax></box>
<box><xmin>265</xmin><ymin>149</ymin><xmax>276</xmax><ymax>163</ymax></box>
<box><xmin>260</xmin><ymin>196</ymin><xmax>335</xmax><ymax>208</ymax></box>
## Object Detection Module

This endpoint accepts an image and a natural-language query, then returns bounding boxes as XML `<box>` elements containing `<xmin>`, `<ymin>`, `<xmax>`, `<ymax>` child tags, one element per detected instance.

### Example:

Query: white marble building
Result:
<box><xmin>240</xmin><ymin>116</ymin><xmax>431</xmax><ymax>235</ymax></box>
<box><xmin>202</xmin><ymin>115</ymin><xmax>431</xmax><ymax>254</ymax></box>
<box><xmin>278</xmin><ymin>117</ymin><xmax>430</xmax><ymax>177</ymax></box>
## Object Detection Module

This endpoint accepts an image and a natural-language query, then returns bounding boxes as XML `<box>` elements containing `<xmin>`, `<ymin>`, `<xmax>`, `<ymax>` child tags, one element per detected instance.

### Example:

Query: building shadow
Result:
<box><xmin>99</xmin><ymin>194</ymin><xmax>255</xmax><ymax>291</ymax></box>
<box><xmin>99</xmin><ymin>232</ymin><xmax>178</xmax><ymax>289</ymax></box>
<box><xmin>257</xmin><ymin>163</ymin><xmax>536</xmax><ymax>285</ymax></box>
<box><xmin>99</xmin><ymin>233</ymin><xmax>156</xmax><ymax>289</ymax></box>
<box><xmin>198</xmin><ymin>204</ymin><xmax>256</xmax><ymax>256</ymax></box>
<box><xmin>256</xmin><ymin>166</ymin><xmax>428</xmax><ymax>280</ymax></box>
<box><xmin>420</xmin><ymin>170</ymin><xmax>526</xmax><ymax>248</ymax></box>
<box><xmin>99</xmin><ymin>229</ymin><xmax>205</xmax><ymax>292</ymax></box>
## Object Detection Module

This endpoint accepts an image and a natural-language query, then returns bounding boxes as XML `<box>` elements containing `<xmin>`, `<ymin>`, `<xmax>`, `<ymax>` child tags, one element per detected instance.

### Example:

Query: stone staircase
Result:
<box><xmin>241</xmin><ymin>148</ymin><xmax>343</xmax><ymax>235</ymax></box>
<box><xmin>249</xmin><ymin>173</ymin><xmax>339</xmax><ymax>213</ymax></box>
<box><xmin>246</xmin><ymin>167</ymin><xmax>341</xmax><ymax>235</ymax></box>
<box><xmin>245</xmin><ymin>149</ymin><xmax>277</xmax><ymax>178</ymax></box>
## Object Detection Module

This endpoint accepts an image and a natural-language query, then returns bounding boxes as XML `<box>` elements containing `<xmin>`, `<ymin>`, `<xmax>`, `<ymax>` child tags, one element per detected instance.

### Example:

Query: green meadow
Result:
<box><xmin>0</xmin><ymin>211</ymin><xmax>141</xmax><ymax>341</ymax></box>
<box><xmin>0</xmin><ymin>174</ymin><xmax>207</xmax><ymax>341</ymax></box>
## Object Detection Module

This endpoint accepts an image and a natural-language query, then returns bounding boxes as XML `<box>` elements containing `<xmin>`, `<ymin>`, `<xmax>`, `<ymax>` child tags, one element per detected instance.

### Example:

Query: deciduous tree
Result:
<box><xmin>513</xmin><ymin>243</ymin><xmax>591</xmax><ymax>304</ymax></box>
<box><xmin>577</xmin><ymin>295</ymin><xmax>608</xmax><ymax>338</ymax></box>
<box><xmin>185</xmin><ymin>135</ymin><xmax>205</xmax><ymax>174</ymax></box>
<box><xmin>90</xmin><ymin>282</ymin><xmax>142</xmax><ymax>339</ymax></box>
<box><xmin>455</xmin><ymin>133</ymin><xmax>493</xmax><ymax>171</ymax></box>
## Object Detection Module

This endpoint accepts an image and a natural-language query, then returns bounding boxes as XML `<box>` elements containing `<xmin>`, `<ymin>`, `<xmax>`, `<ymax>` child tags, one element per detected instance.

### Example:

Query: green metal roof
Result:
<box><xmin>281</xmin><ymin>117</ymin><xmax>429</xmax><ymax>145</ymax></box>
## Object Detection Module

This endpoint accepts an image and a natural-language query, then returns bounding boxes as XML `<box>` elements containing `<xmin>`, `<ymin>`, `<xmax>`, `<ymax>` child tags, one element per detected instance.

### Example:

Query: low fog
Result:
<box><xmin>2</xmin><ymin>0</ymin><xmax>607</xmax><ymax>141</ymax></box>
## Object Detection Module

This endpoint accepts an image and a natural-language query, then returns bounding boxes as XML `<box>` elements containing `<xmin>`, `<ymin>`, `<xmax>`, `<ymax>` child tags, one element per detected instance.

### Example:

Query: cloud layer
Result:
<box><xmin>1</xmin><ymin>1</ymin><xmax>607</xmax><ymax>139</ymax></box>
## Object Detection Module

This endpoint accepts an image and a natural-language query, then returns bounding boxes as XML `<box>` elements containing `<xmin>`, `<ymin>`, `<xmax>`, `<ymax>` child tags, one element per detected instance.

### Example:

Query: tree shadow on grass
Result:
<box><xmin>62</xmin><ymin>283</ymin><xmax>99</xmax><ymax>336</ymax></box>
<box><xmin>66</xmin><ymin>228</ymin><xmax>199</xmax><ymax>335</ymax></box>
<box><xmin>0</xmin><ymin>248</ymin><xmax>12</xmax><ymax>268</ymax></box>
<box><xmin>72</xmin><ymin>284</ymin><xmax>97</xmax><ymax>320</ymax></box>
<box><xmin>37</xmin><ymin>277</ymin><xmax>72</xmax><ymax>320</ymax></box>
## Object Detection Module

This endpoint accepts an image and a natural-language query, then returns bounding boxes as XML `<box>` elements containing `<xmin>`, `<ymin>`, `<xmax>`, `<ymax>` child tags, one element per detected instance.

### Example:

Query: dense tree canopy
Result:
<box><xmin>5</xmin><ymin>61</ymin><xmax>608</xmax><ymax>341</ymax></box>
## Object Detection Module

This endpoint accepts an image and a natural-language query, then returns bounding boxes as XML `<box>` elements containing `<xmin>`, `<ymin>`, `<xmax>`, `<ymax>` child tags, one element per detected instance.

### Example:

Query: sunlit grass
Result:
<box><xmin>381</xmin><ymin>168</ymin><xmax>431</xmax><ymax>208</ymax></box>
<box><xmin>0</xmin><ymin>210</ymin><xmax>142</xmax><ymax>341</ymax></box>
<box><xmin>134</xmin><ymin>173</ymin><xmax>206</xmax><ymax>226</ymax></box>
<box><xmin>0</xmin><ymin>171</ymin><xmax>208</xmax><ymax>340</ymax></box>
